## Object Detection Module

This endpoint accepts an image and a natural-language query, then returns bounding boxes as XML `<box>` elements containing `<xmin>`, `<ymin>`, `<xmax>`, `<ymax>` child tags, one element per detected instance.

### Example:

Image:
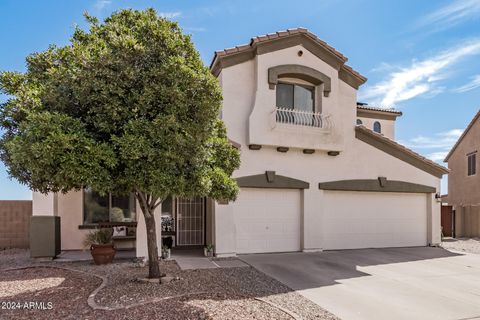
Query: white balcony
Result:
<box><xmin>271</xmin><ymin>107</ymin><xmax>332</xmax><ymax>131</ymax></box>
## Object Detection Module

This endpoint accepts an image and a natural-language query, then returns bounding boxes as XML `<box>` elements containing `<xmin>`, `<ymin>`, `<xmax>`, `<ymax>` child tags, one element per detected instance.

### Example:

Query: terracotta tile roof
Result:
<box><xmin>356</xmin><ymin>104</ymin><xmax>403</xmax><ymax>116</ymax></box>
<box><xmin>213</xmin><ymin>27</ymin><xmax>347</xmax><ymax>63</ymax></box>
<box><xmin>210</xmin><ymin>28</ymin><xmax>366</xmax><ymax>87</ymax></box>
<box><xmin>341</xmin><ymin>64</ymin><xmax>366</xmax><ymax>82</ymax></box>
<box><xmin>356</xmin><ymin>125</ymin><xmax>449</xmax><ymax>177</ymax></box>
<box><xmin>444</xmin><ymin>110</ymin><xmax>480</xmax><ymax>162</ymax></box>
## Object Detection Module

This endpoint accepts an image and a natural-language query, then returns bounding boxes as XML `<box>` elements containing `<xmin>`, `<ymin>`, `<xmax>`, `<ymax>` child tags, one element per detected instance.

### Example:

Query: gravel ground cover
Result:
<box><xmin>0</xmin><ymin>249</ymin><xmax>339</xmax><ymax>320</ymax></box>
<box><xmin>0</xmin><ymin>249</ymin><xmax>31</xmax><ymax>270</ymax></box>
<box><xmin>441</xmin><ymin>237</ymin><xmax>480</xmax><ymax>254</ymax></box>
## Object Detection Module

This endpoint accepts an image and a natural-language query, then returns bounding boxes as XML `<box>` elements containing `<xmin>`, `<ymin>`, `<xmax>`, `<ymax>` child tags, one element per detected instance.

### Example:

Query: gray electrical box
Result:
<box><xmin>30</xmin><ymin>216</ymin><xmax>61</xmax><ymax>258</ymax></box>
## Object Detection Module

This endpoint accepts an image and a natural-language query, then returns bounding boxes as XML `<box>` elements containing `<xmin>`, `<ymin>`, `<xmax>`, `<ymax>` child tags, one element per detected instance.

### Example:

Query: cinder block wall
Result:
<box><xmin>0</xmin><ymin>200</ymin><xmax>32</xmax><ymax>248</ymax></box>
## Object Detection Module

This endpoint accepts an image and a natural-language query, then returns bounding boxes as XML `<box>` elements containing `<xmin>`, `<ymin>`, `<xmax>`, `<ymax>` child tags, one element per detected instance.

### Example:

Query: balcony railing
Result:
<box><xmin>273</xmin><ymin>107</ymin><xmax>332</xmax><ymax>129</ymax></box>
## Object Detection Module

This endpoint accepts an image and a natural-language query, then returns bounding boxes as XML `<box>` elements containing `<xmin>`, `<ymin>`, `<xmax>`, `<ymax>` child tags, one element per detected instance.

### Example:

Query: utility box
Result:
<box><xmin>30</xmin><ymin>216</ymin><xmax>61</xmax><ymax>258</ymax></box>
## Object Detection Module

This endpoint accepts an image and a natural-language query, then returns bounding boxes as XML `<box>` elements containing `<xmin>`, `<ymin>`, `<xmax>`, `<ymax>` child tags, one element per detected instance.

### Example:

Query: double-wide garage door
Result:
<box><xmin>232</xmin><ymin>188</ymin><xmax>428</xmax><ymax>254</ymax></box>
<box><xmin>322</xmin><ymin>191</ymin><xmax>428</xmax><ymax>250</ymax></box>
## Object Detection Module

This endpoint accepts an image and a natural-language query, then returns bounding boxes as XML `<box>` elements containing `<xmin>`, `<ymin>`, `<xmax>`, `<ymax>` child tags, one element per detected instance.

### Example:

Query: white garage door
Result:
<box><xmin>323</xmin><ymin>191</ymin><xmax>427</xmax><ymax>250</ymax></box>
<box><xmin>233</xmin><ymin>188</ymin><xmax>301</xmax><ymax>254</ymax></box>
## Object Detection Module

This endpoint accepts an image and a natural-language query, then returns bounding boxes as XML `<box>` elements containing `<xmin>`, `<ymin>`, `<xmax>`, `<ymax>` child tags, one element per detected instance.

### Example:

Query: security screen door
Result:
<box><xmin>176</xmin><ymin>197</ymin><xmax>205</xmax><ymax>246</ymax></box>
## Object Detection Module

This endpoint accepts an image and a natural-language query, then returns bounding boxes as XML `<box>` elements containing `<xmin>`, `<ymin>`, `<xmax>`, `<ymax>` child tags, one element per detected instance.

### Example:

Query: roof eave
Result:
<box><xmin>209</xmin><ymin>28</ymin><xmax>367</xmax><ymax>89</ymax></box>
<box><xmin>444</xmin><ymin>110</ymin><xmax>480</xmax><ymax>162</ymax></box>
<box><xmin>355</xmin><ymin>125</ymin><xmax>449</xmax><ymax>178</ymax></box>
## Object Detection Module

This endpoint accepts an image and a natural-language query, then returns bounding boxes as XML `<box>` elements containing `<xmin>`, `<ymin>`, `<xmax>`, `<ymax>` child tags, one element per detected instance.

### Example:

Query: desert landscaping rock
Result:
<box><xmin>0</xmin><ymin>250</ymin><xmax>339</xmax><ymax>319</ymax></box>
<box><xmin>442</xmin><ymin>238</ymin><xmax>480</xmax><ymax>254</ymax></box>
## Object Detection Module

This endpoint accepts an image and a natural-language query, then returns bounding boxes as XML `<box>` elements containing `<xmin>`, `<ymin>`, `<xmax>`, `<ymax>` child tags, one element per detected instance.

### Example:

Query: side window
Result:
<box><xmin>468</xmin><ymin>152</ymin><xmax>477</xmax><ymax>176</ymax></box>
<box><xmin>356</xmin><ymin>119</ymin><xmax>363</xmax><ymax>125</ymax></box>
<box><xmin>373</xmin><ymin>121</ymin><xmax>381</xmax><ymax>133</ymax></box>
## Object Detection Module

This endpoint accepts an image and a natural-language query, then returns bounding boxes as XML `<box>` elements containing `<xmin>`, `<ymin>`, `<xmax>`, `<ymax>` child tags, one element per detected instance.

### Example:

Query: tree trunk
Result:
<box><xmin>143</xmin><ymin>211</ymin><xmax>161</xmax><ymax>278</ymax></box>
<box><xmin>136</xmin><ymin>191</ymin><xmax>162</xmax><ymax>279</ymax></box>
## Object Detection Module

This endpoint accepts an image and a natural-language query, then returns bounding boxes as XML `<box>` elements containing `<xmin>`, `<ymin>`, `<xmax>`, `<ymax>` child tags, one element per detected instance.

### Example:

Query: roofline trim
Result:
<box><xmin>319</xmin><ymin>178</ymin><xmax>436</xmax><ymax>193</ymax></box>
<box><xmin>356</xmin><ymin>105</ymin><xmax>402</xmax><ymax>115</ymax></box>
<box><xmin>210</xmin><ymin>28</ymin><xmax>367</xmax><ymax>90</ymax></box>
<box><xmin>236</xmin><ymin>171</ymin><xmax>310</xmax><ymax>189</ymax></box>
<box><xmin>444</xmin><ymin>110</ymin><xmax>480</xmax><ymax>162</ymax></box>
<box><xmin>357</xmin><ymin>108</ymin><xmax>402</xmax><ymax>121</ymax></box>
<box><xmin>355</xmin><ymin>125</ymin><xmax>449</xmax><ymax>178</ymax></box>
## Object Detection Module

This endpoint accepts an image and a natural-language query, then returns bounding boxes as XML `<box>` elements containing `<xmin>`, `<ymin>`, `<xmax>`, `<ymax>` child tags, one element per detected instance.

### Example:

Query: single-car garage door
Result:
<box><xmin>322</xmin><ymin>191</ymin><xmax>427</xmax><ymax>250</ymax></box>
<box><xmin>233</xmin><ymin>188</ymin><xmax>301</xmax><ymax>254</ymax></box>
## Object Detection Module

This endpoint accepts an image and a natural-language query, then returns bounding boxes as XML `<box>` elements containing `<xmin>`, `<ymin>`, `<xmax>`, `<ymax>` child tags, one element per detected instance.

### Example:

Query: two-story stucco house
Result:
<box><xmin>31</xmin><ymin>28</ymin><xmax>448</xmax><ymax>258</ymax></box>
<box><xmin>444</xmin><ymin>110</ymin><xmax>480</xmax><ymax>238</ymax></box>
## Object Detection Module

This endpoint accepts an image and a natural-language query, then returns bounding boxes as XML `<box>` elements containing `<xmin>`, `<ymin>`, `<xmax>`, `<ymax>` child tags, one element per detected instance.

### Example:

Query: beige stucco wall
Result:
<box><xmin>448</xmin><ymin>118</ymin><xmax>480</xmax><ymax>206</ymax></box>
<box><xmin>454</xmin><ymin>206</ymin><xmax>480</xmax><ymax>237</ymax></box>
<box><xmin>357</xmin><ymin>116</ymin><xmax>395</xmax><ymax>140</ymax></box>
<box><xmin>32</xmin><ymin>192</ymin><xmax>57</xmax><ymax>216</ymax></box>
<box><xmin>214</xmin><ymin>44</ymin><xmax>442</xmax><ymax>256</ymax></box>
<box><xmin>57</xmin><ymin>190</ymin><xmax>89</xmax><ymax>250</ymax></box>
<box><xmin>34</xmin><ymin>190</ymin><xmax>162</xmax><ymax>255</ymax></box>
<box><xmin>228</xmin><ymin>44</ymin><xmax>348</xmax><ymax>151</ymax></box>
<box><xmin>32</xmin><ymin>190</ymin><xmax>88</xmax><ymax>250</ymax></box>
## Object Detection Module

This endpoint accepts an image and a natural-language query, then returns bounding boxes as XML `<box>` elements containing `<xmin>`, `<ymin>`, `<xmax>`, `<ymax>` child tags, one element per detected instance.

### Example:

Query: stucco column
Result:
<box><xmin>427</xmin><ymin>193</ymin><xmax>441</xmax><ymax>245</ymax></box>
<box><xmin>135</xmin><ymin>202</ymin><xmax>162</xmax><ymax>259</ymax></box>
<box><xmin>213</xmin><ymin>202</ymin><xmax>236</xmax><ymax>257</ymax></box>
<box><xmin>302</xmin><ymin>188</ymin><xmax>323</xmax><ymax>252</ymax></box>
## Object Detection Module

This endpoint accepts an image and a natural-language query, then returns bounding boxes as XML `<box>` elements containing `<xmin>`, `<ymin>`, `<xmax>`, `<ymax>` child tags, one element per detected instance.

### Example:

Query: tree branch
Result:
<box><xmin>151</xmin><ymin>197</ymin><xmax>162</xmax><ymax>210</ymax></box>
<box><xmin>135</xmin><ymin>190</ymin><xmax>151</xmax><ymax>218</ymax></box>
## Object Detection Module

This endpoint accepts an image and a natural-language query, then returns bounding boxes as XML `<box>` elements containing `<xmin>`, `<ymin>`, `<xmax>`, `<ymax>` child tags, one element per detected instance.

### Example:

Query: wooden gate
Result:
<box><xmin>441</xmin><ymin>205</ymin><xmax>453</xmax><ymax>237</ymax></box>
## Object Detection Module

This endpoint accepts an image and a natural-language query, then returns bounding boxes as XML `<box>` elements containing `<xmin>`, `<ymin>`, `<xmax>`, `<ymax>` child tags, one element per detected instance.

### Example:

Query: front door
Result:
<box><xmin>176</xmin><ymin>197</ymin><xmax>205</xmax><ymax>246</ymax></box>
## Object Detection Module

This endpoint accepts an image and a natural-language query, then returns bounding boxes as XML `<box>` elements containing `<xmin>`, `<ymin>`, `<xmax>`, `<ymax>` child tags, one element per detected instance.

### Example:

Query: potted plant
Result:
<box><xmin>83</xmin><ymin>228</ymin><xmax>116</xmax><ymax>265</ymax></box>
<box><xmin>204</xmin><ymin>244</ymin><xmax>214</xmax><ymax>257</ymax></box>
<box><xmin>161</xmin><ymin>245</ymin><xmax>171</xmax><ymax>259</ymax></box>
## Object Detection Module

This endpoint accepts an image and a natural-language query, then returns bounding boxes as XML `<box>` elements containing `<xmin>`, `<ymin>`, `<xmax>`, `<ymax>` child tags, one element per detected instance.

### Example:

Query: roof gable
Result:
<box><xmin>444</xmin><ymin>110</ymin><xmax>480</xmax><ymax>162</ymax></box>
<box><xmin>355</xmin><ymin>125</ymin><xmax>449</xmax><ymax>178</ymax></box>
<box><xmin>210</xmin><ymin>28</ymin><xmax>367</xmax><ymax>89</ymax></box>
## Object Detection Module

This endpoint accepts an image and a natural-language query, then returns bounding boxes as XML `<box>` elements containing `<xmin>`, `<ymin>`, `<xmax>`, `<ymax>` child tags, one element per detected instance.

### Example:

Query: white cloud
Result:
<box><xmin>93</xmin><ymin>0</ymin><xmax>111</xmax><ymax>13</ymax></box>
<box><xmin>399</xmin><ymin>129</ymin><xmax>463</xmax><ymax>163</ymax></box>
<box><xmin>360</xmin><ymin>39</ymin><xmax>480</xmax><ymax>106</ymax></box>
<box><xmin>402</xmin><ymin>129</ymin><xmax>463</xmax><ymax>149</ymax></box>
<box><xmin>421</xmin><ymin>0</ymin><xmax>480</xmax><ymax>29</ymax></box>
<box><xmin>158</xmin><ymin>12</ymin><xmax>181</xmax><ymax>19</ymax></box>
<box><xmin>453</xmin><ymin>74</ymin><xmax>480</xmax><ymax>93</ymax></box>
<box><xmin>427</xmin><ymin>151</ymin><xmax>450</xmax><ymax>162</ymax></box>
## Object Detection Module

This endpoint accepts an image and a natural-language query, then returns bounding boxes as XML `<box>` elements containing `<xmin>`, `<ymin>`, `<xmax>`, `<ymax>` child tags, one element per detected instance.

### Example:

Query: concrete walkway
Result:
<box><xmin>241</xmin><ymin>247</ymin><xmax>480</xmax><ymax>320</ymax></box>
<box><xmin>172</xmin><ymin>249</ymin><xmax>248</xmax><ymax>270</ymax></box>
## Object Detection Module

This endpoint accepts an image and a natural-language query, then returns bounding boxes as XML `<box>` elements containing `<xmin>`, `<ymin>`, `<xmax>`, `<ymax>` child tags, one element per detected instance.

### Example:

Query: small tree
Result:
<box><xmin>0</xmin><ymin>9</ymin><xmax>240</xmax><ymax>278</ymax></box>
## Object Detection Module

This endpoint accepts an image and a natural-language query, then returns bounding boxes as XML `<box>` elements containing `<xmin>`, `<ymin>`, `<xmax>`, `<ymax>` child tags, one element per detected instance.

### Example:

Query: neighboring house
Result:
<box><xmin>31</xmin><ymin>28</ymin><xmax>448</xmax><ymax>258</ymax></box>
<box><xmin>444</xmin><ymin>110</ymin><xmax>480</xmax><ymax>237</ymax></box>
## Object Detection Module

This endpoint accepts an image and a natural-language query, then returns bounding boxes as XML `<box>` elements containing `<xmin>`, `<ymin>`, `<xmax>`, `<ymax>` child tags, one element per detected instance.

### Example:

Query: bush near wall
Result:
<box><xmin>0</xmin><ymin>200</ymin><xmax>32</xmax><ymax>249</ymax></box>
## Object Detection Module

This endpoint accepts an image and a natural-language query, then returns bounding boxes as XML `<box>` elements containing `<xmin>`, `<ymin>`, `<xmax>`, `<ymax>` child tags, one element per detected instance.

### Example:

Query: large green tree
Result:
<box><xmin>0</xmin><ymin>9</ymin><xmax>240</xmax><ymax>278</ymax></box>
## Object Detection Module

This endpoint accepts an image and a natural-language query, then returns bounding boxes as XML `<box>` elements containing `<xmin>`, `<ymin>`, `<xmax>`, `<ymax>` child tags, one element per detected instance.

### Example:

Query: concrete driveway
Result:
<box><xmin>240</xmin><ymin>247</ymin><xmax>480</xmax><ymax>320</ymax></box>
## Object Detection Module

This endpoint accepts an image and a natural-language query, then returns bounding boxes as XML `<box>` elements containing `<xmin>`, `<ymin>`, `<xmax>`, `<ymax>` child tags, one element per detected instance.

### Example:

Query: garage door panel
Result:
<box><xmin>323</xmin><ymin>191</ymin><xmax>427</xmax><ymax>250</ymax></box>
<box><xmin>233</xmin><ymin>188</ymin><xmax>301</xmax><ymax>254</ymax></box>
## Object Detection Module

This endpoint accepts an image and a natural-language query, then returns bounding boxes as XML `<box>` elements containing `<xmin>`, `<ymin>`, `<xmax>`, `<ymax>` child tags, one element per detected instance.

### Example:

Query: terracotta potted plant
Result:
<box><xmin>83</xmin><ymin>228</ymin><xmax>116</xmax><ymax>265</ymax></box>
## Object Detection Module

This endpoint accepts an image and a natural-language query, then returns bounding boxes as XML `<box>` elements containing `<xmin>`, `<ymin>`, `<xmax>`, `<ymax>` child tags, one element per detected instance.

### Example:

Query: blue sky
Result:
<box><xmin>1</xmin><ymin>0</ymin><xmax>480</xmax><ymax>199</ymax></box>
